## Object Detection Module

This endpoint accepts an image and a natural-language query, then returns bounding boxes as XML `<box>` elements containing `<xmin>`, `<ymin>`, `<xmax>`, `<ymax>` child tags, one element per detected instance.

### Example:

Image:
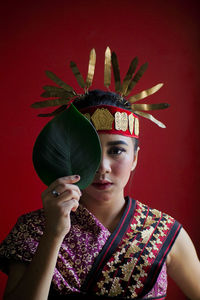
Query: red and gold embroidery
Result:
<box><xmin>93</xmin><ymin>201</ymin><xmax>179</xmax><ymax>298</ymax></box>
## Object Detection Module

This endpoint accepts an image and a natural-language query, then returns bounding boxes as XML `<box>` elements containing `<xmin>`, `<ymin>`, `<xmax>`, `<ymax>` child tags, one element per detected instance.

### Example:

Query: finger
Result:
<box><xmin>61</xmin><ymin>198</ymin><xmax>79</xmax><ymax>213</ymax></box>
<box><xmin>42</xmin><ymin>189</ymin><xmax>81</xmax><ymax>215</ymax></box>
<box><xmin>49</xmin><ymin>183</ymin><xmax>82</xmax><ymax>198</ymax></box>
<box><xmin>56</xmin><ymin>189</ymin><xmax>81</xmax><ymax>204</ymax></box>
<box><xmin>43</xmin><ymin>175</ymin><xmax>81</xmax><ymax>198</ymax></box>
<box><xmin>55</xmin><ymin>175</ymin><xmax>80</xmax><ymax>186</ymax></box>
<box><xmin>43</xmin><ymin>187</ymin><xmax>81</xmax><ymax>209</ymax></box>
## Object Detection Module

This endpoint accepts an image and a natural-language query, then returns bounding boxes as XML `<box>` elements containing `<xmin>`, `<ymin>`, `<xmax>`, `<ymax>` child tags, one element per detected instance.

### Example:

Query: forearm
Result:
<box><xmin>4</xmin><ymin>233</ymin><xmax>63</xmax><ymax>300</ymax></box>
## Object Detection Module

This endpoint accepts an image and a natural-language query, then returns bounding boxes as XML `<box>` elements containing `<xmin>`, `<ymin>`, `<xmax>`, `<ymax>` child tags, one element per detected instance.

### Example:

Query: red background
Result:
<box><xmin>0</xmin><ymin>0</ymin><xmax>200</xmax><ymax>299</ymax></box>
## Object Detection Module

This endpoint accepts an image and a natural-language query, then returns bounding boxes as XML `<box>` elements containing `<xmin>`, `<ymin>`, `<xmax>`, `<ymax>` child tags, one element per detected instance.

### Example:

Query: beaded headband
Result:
<box><xmin>31</xmin><ymin>47</ymin><xmax>169</xmax><ymax>136</ymax></box>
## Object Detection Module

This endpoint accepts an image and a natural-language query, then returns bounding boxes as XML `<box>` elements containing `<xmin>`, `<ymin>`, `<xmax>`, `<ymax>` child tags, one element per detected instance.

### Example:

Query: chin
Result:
<box><xmin>83</xmin><ymin>187</ymin><xmax>119</xmax><ymax>203</ymax></box>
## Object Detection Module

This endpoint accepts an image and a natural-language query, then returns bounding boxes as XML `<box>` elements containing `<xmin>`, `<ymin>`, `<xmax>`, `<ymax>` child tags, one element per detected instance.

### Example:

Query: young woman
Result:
<box><xmin>0</xmin><ymin>56</ymin><xmax>200</xmax><ymax>300</ymax></box>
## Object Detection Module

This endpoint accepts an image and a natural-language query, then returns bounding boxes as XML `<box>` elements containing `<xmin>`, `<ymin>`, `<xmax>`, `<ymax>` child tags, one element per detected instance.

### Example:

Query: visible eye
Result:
<box><xmin>108</xmin><ymin>146</ymin><xmax>126</xmax><ymax>156</ymax></box>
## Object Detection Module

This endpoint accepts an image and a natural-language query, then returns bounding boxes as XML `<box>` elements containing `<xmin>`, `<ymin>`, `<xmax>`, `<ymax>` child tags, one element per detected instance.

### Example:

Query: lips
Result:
<box><xmin>92</xmin><ymin>180</ymin><xmax>113</xmax><ymax>190</ymax></box>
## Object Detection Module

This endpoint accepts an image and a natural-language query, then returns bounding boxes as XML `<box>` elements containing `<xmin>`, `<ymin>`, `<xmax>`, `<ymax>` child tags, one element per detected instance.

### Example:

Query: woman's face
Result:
<box><xmin>82</xmin><ymin>133</ymin><xmax>138</xmax><ymax>203</ymax></box>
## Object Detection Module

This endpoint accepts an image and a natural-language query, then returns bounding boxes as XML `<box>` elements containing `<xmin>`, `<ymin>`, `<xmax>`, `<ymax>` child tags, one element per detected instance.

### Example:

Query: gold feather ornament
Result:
<box><xmin>111</xmin><ymin>51</ymin><xmax>122</xmax><ymax>93</ymax></box>
<box><xmin>121</xmin><ymin>57</ymin><xmax>138</xmax><ymax>96</ymax></box>
<box><xmin>86</xmin><ymin>48</ymin><xmax>96</xmax><ymax>88</ymax></box>
<box><xmin>31</xmin><ymin>47</ymin><xmax>169</xmax><ymax>128</ymax></box>
<box><xmin>104</xmin><ymin>47</ymin><xmax>112</xmax><ymax>88</ymax></box>
<box><xmin>70</xmin><ymin>61</ymin><xmax>86</xmax><ymax>89</ymax></box>
<box><xmin>124</xmin><ymin>62</ymin><xmax>148</xmax><ymax>96</ymax></box>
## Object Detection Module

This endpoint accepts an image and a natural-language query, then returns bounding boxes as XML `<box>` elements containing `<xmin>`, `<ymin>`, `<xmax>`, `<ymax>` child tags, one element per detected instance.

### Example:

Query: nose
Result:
<box><xmin>96</xmin><ymin>153</ymin><xmax>111</xmax><ymax>175</ymax></box>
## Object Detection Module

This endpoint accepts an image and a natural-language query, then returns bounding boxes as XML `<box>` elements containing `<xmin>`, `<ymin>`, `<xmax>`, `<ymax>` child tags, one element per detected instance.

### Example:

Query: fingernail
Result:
<box><xmin>74</xmin><ymin>175</ymin><xmax>80</xmax><ymax>179</ymax></box>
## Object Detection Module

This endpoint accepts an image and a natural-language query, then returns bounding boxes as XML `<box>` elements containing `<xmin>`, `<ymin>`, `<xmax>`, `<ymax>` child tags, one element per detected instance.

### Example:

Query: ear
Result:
<box><xmin>131</xmin><ymin>147</ymin><xmax>140</xmax><ymax>171</ymax></box>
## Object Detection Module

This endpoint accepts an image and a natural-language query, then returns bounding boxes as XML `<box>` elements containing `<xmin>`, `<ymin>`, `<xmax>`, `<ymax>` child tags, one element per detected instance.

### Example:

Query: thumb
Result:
<box><xmin>63</xmin><ymin>175</ymin><xmax>81</xmax><ymax>184</ymax></box>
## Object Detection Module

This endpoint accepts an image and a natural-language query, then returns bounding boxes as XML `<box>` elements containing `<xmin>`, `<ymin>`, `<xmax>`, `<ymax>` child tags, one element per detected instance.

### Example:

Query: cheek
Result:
<box><xmin>112</xmin><ymin>156</ymin><xmax>134</xmax><ymax>181</ymax></box>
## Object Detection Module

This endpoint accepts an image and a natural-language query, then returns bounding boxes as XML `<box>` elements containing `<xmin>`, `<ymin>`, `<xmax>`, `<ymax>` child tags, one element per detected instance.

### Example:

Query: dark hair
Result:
<box><xmin>73</xmin><ymin>89</ymin><xmax>139</xmax><ymax>152</ymax></box>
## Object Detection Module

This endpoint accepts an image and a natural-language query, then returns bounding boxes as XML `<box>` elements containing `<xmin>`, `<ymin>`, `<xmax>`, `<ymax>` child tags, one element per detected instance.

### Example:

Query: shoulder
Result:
<box><xmin>1</xmin><ymin>208</ymin><xmax>45</xmax><ymax>240</ymax></box>
<box><xmin>17</xmin><ymin>208</ymin><xmax>45</xmax><ymax>236</ymax></box>
<box><xmin>0</xmin><ymin>209</ymin><xmax>45</xmax><ymax>273</ymax></box>
<box><xmin>0</xmin><ymin>209</ymin><xmax>45</xmax><ymax>260</ymax></box>
<box><xmin>9</xmin><ymin>208</ymin><xmax>45</xmax><ymax>237</ymax></box>
<box><xmin>17</xmin><ymin>208</ymin><xmax>45</xmax><ymax>224</ymax></box>
<box><xmin>135</xmin><ymin>199</ymin><xmax>180</xmax><ymax>225</ymax></box>
<box><xmin>134</xmin><ymin>200</ymin><xmax>182</xmax><ymax>247</ymax></box>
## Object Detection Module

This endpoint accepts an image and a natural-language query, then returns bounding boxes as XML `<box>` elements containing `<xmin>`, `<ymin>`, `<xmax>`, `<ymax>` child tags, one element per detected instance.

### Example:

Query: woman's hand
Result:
<box><xmin>42</xmin><ymin>175</ymin><xmax>81</xmax><ymax>239</ymax></box>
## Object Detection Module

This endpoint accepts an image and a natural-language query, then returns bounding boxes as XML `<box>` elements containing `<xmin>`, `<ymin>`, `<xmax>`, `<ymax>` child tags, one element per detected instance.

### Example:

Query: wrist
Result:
<box><xmin>42</xmin><ymin>230</ymin><xmax>65</xmax><ymax>247</ymax></box>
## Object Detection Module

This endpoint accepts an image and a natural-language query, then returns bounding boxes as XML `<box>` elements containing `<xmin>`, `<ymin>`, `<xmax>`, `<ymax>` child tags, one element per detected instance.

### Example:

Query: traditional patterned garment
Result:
<box><xmin>0</xmin><ymin>198</ymin><xmax>181</xmax><ymax>299</ymax></box>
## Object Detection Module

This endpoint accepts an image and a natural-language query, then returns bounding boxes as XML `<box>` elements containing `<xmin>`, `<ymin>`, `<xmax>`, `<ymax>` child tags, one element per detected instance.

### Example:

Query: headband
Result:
<box><xmin>80</xmin><ymin>105</ymin><xmax>139</xmax><ymax>138</ymax></box>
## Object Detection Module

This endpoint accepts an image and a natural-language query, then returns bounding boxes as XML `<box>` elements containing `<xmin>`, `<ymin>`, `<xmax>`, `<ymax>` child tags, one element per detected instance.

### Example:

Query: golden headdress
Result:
<box><xmin>31</xmin><ymin>47</ymin><xmax>169</xmax><ymax>128</ymax></box>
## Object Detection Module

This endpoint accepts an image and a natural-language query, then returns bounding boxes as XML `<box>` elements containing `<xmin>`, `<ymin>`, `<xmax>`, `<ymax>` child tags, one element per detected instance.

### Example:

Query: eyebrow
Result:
<box><xmin>107</xmin><ymin>140</ymin><xmax>128</xmax><ymax>146</ymax></box>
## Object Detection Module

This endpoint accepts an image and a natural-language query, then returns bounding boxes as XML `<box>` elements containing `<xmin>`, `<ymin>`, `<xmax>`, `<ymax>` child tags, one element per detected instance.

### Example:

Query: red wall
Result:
<box><xmin>0</xmin><ymin>1</ymin><xmax>199</xmax><ymax>299</ymax></box>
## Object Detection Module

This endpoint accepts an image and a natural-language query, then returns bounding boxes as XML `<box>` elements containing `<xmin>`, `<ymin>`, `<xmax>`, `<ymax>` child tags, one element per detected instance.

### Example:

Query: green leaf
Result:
<box><xmin>32</xmin><ymin>104</ymin><xmax>101</xmax><ymax>189</ymax></box>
